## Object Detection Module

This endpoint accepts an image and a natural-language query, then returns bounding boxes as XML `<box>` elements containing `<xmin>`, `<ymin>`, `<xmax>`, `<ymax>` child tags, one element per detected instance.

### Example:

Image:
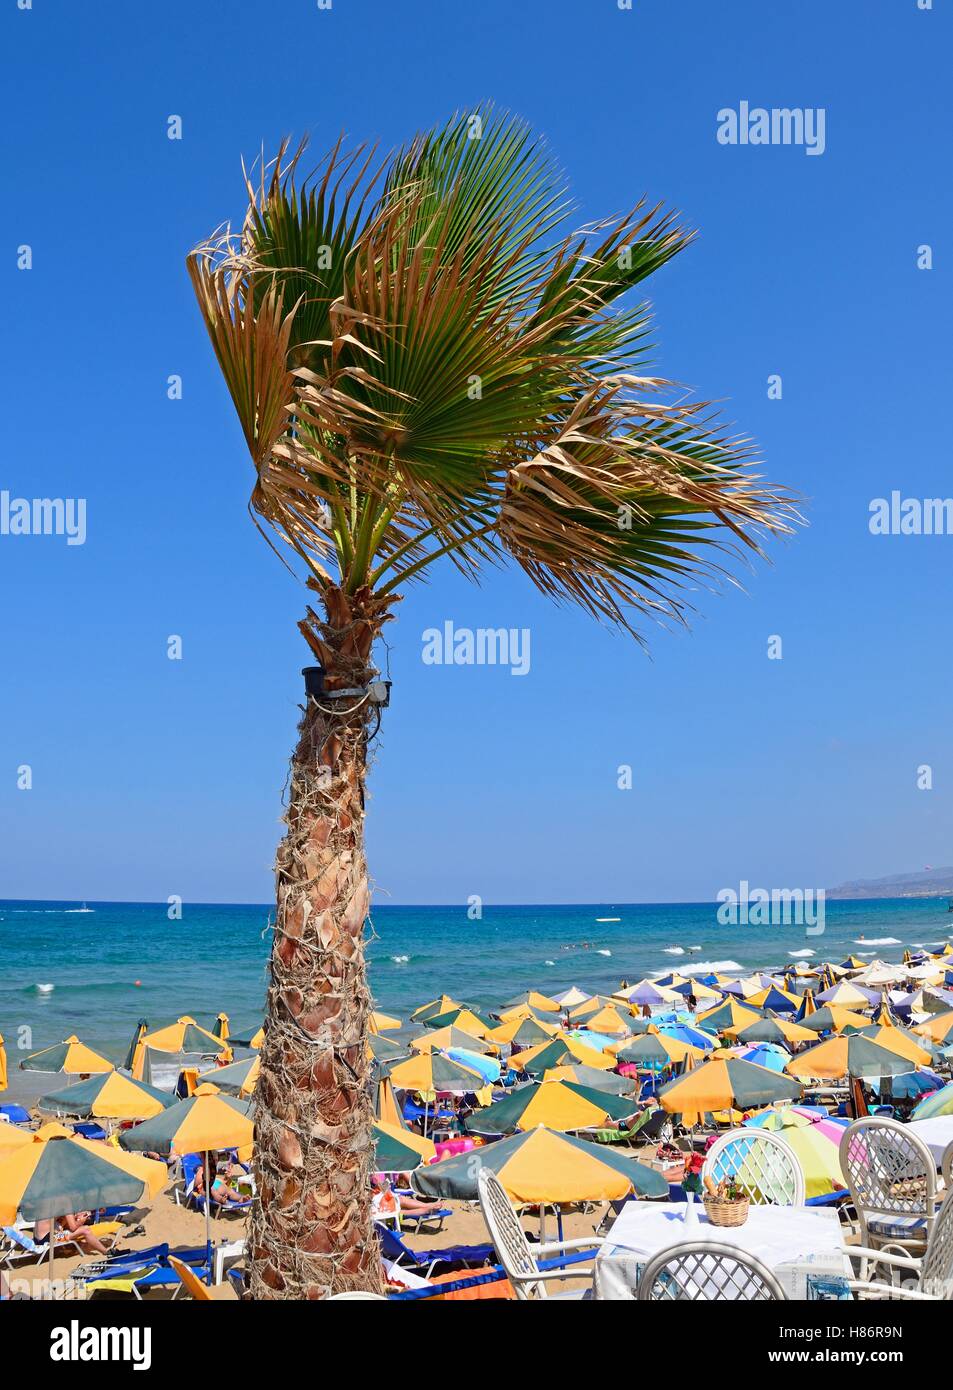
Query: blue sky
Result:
<box><xmin>1</xmin><ymin>0</ymin><xmax>950</xmax><ymax>905</ymax></box>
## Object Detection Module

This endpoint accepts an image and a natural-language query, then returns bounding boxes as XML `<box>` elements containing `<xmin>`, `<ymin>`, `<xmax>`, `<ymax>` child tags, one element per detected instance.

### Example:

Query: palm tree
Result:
<box><xmin>188</xmin><ymin>108</ymin><xmax>796</xmax><ymax>1298</ymax></box>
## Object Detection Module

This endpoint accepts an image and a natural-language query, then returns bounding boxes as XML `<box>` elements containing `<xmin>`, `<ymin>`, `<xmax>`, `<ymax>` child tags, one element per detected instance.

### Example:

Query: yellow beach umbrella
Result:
<box><xmin>410</xmin><ymin>1025</ymin><xmax>491</xmax><ymax>1055</ymax></box>
<box><xmin>387</xmin><ymin>1052</ymin><xmax>484</xmax><ymax>1094</ymax></box>
<box><xmin>138</xmin><ymin>1016</ymin><xmax>231</xmax><ymax>1059</ymax></box>
<box><xmin>119</xmin><ymin>1085</ymin><xmax>254</xmax><ymax>1158</ymax></box>
<box><xmin>0</xmin><ymin>1122</ymin><xmax>34</xmax><ymax>1156</ymax></box>
<box><xmin>570</xmin><ymin>995</ymin><xmax>617</xmax><ymax>1020</ymax></box>
<box><xmin>486</xmin><ymin>1015</ymin><xmax>560</xmax><ymax>1047</ymax></box>
<box><xmin>785</xmin><ymin>1033</ymin><xmax>928</xmax><ymax>1081</ymax></box>
<box><xmin>657</xmin><ymin>1056</ymin><xmax>802</xmax><ymax>1126</ymax></box>
<box><xmin>510</xmin><ymin>1035</ymin><xmax>614</xmax><ymax>1074</ymax></box>
<box><xmin>914</xmin><ymin>1010</ymin><xmax>953</xmax><ymax>1045</ymax></box>
<box><xmin>861</xmin><ymin>1026</ymin><xmax>932</xmax><ymax>1066</ymax></box>
<box><xmin>19</xmin><ymin>1035</ymin><xmax>115</xmax><ymax>1077</ymax></box>
<box><xmin>375</xmin><ymin>1076</ymin><xmax>404</xmax><ymax>1128</ymax></box>
<box><xmin>0</xmin><ymin>1131</ymin><xmax>166</xmax><ymax>1228</ymax></box>
<box><xmin>370</xmin><ymin>1010</ymin><xmax>402</xmax><ymax>1034</ymax></box>
<box><xmin>747</xmin><ymin>984</ymin><xmax>800</xmax><ymax>1011</ymax></box>
<box><xmin>580</xmin><ymin>1005</ymin><xmax>630</xmax><ymax>1036</ymax></box>
<box><xmin>411</xmin><ymin>995</ymin><xmax>462</xmax><ymax>1023</ymax></box>
<box><xmin>466</xmin><ymin>1080</ymin><xmax>639</xmax><ymax>1135</ymax></box>
<box><xmin>698</xmin><ymin>1000</ymin><xmax>763</xmax><ymax>1036</ymax></box>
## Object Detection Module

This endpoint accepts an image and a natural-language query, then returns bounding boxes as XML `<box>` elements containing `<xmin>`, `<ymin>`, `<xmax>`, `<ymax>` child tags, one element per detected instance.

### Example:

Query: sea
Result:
<box><xmin>2</xmin><ymin>896</ymin><xmax>953</xmax><ymax>1092</ymax></box>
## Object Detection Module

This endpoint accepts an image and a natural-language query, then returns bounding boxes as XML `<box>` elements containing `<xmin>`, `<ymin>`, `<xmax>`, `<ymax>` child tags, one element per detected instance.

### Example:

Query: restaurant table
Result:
<box><xmin>907</xmin><ymin>1115</ymin><xmax>953</xmax><ymax>1168</ymax></box>
<box><xmin>594</xmin><ymin>1201</ymin><xmax>852</xmax><ymax>1300</ymax></box>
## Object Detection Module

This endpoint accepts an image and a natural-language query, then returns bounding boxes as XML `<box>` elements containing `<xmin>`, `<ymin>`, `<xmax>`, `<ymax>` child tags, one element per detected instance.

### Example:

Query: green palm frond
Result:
<box><xmin>188</xmin><ymin>108</ymin><xmax>798</xmax><ymax>635</ymax></box>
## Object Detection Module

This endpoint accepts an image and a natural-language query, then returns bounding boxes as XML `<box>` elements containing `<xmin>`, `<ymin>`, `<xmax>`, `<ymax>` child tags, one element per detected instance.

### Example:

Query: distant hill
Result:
<box><xmin>828</xmin><ymin>867</ymin><xmax>953</xmax><ymax>900</ymax></box>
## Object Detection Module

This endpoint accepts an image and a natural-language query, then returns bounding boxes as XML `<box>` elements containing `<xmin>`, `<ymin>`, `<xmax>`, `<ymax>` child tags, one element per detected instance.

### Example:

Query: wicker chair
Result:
<box><xmin>942</xmin><ymin>1140</ymin><xmax>953</xmax><ymax>1194</ymax></box>
<box><xmin>846</xmin><ymin>1169</ymin><xmax>953</xmax><ymax>1300</ymax></box>
<box><xmin>476</xmin><ymin>1169</ymin><xmax>601</xmax><ymax>1300</ymax></box>
<box><xmin>636</xmin><ymin>1239</ymin><xmax>786</xmax><ymax>1301</ymax></box>
<box><xmin>838</xmin><ymin>1117</ymin><xmax>938</xmax><ymax>1253</ymax></box>
<box><xmin>702</xmin><ymin>1129</ymin><xmax>805</xmax><ymax>1206</ymax></box>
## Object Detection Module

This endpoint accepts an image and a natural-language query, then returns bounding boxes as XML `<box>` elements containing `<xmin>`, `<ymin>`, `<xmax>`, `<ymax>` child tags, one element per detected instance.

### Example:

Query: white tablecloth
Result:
<box><xmin>907</xmin><ymin>1116</ymin><xmax>953</xmax><ymax>1167</ymax></box>
<box><xmin>594</xmin><ymin>1202</ymin><xmax>851</xmax><ymax>1300</ymax></box>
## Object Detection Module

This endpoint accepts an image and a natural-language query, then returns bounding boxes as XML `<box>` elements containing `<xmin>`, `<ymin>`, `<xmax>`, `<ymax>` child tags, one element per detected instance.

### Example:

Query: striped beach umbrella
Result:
<box><xmin>785</xmin><ymin>1034</ymin><xmax>922</xmax><ymax>1081</ymax></box>
<box><xmin>736</xmin><ymin>1043</ymin><xmax>790</xmax><ymax>1073</ymax></box>
<box><xmin>657</xmin><ymin>1023</ymin><xmax>718</xmax><ymax>1051</ymax></box>
<box><xmin>551</xmin><ymin>987</ymin><xmax>591</xmax><ymax>1009</ymax></box>
<box><xmin>119</xmin><ymin>1088</ymin><xmax>254</xmax><ymax>1158</ymax></box>
<box><xmin>746</xmin><ymin>985</ymin><xmax>800</xmax><ymax>1015</ymax></box>
<box><xmin>465</xmin><ymin>1080</ymin><xmax>639</xmax><ymax>1136</ymax></box>
<box><xmin>202</xmin><ymin>1055</ymin><xmax>260</xmax><ymax>1098</ymax></box>
<box><xmin>736</xmin><ymin>1017</ymin><xmax>816</xmax><ymax>1047</ymax></box>
<box><xmin>40</xmin><ymin>1071</ymin><xmax>175</xmax><ymax>1120</ymax></box>
<box><xmin>914</xmin><ymin>1009</ymin><xmax>953</xmax><ymax>1045</ymax></box>
<box><xmin>580</xmin><ymin>1005</ymin><xmax>631</xmax><ymax>1036</ymax></box>
<box><xmin>500</xmin><ymin>991</ymin><xmax>561</xmax><ymax>1015</ymax></box>
<box><xmin>511</xmin><ymin>1036</ymin><xmax>614</xmax><ymax>1076</ymax></box>
<box><xmin>411</xmin><ymin>1125</ymin><xmax>669</xmax><ymax>1204</ymax></box>
<box><xmin>368</xmin><ymin>1032</ymin><xmax>405</xmax><ymax>1061</ymax></box>
<box><xmin>387</xmin><ymin>1051</ymin><xmax>484</xmax><ymax>1095</ymax></box>
<box><xmin>410</xmin><ymin>1025</ymin><xmax>493</xmax><ymax>1055</ymax></box>
<box><xmin>541</xmin><ymin>1064</ymin><xmax>636</xmax><ymax>1094</ymax></box>
<box><xmin>658</xmin><ymin>1056</ymin><xmax>802</xmax><ymax>1124</ymax></box>
<box><xmin>373</xmin><ymin>1121</ymin><xmax>436</xmax><ymax>1173</ymax></box>
<box><xmin>369</xmin><ymin>1010</ymin><xmax>402</xmax><ymax>1033</ymax></box>
<box><xmin>410</xmin><ymin>995</ymin><xmax>465</xmax><ymax>1023</ymax></box>
<box><xmin>424</xmin><ymin>1007</ymin><xmax>495</xmax><ymax>1036</ymax></box>
<box><xmin>488</xmin><ymin>1016</ymin><xmax>559</xmax><ymax>1048</ymax></box>
<box><xmin>742</xmin><ymin>1110</ymin><xmax>849</xmax><ymax>1198</ymax></box>
<box><xmin>613</xmin><ymin>1032</ymin><xmax>699</xmax><ymax>1070</ymax></box>
<box><xmin>137</xmin><ymin>1016</ymin><xmax>229</xmax><ymax>1057</ymax></box>
<box><xmin>800</xmin><ymin>1006</ymin><xmax>871</xmax><ymax>1035</ymax></box>
<box><xmin>19</xmin><ymin>1036</ymin><xmax>114</xmax><ymax>1077</ymax></box>
<box><xmin>697</xmin><ymin>999</ymin><xmax>764</xmax><ymax>1035</ymax></box>
<box><xmin>912</xmin><ymin>1081</ymin><xmax>953</xmax><ymax>1119</ymax></box>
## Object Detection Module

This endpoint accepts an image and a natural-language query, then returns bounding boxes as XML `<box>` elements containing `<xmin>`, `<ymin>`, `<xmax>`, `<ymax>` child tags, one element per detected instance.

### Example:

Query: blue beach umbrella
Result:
<box><xmin>658</xmin><ymin>1024</ymin><xmax>717</xmax><ymax>1051</ymax></box>
<box><xmin>736</xmin><ymin>1043</ymin><xmax>790</xmax><ymax>1074</ymax></box>
<box><xmin>446</xmin><ymin>1048</ymin><xmax>500</xmax><ymax>1084</ymax></box>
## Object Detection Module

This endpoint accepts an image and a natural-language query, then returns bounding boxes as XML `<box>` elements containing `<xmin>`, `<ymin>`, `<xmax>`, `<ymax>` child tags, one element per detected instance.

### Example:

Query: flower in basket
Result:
<box><xmin>681</xmin><ymin>1151</ymin><xmax>705</xmax><ymax>1197</ymax></box>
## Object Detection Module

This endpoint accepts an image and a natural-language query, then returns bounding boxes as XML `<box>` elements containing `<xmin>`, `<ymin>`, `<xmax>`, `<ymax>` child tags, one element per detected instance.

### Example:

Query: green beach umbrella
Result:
<box><xmin>372</xmin><ymin>1121</ymin><xmax>436</xmax><ymax>1173</ymax></box>
<box><xmin>465</xmin><ymin>1080</ymin><xmax>639</xmax><ymax>1136</ymax></box>
<box><xmin>387</xmin><ymin>1051</ymin><xmax>484</xmax><ymax>1094</ymax></box>
<box><xmin>40</xmin><ymin>1071</ymin><xmax>175</xmax><ymax>1120</ymax></box>
<box><xmin>19</xmin><ymin>1035</ymin><xmax>115</xmax><ymax>1076</ymax></box>
<box><xmin>202</xmin><ymin>1055</ymin><xmax>260</xmax><ymax>1097</ymax></box>
<box><xmin>912</xmin><ymin>1081</ymin><xmax>953</xmax><ymax>1120</ymax></box>
<box><xmin>424</xmin><ymin>1007</ymin><xmax>496</xmax><ymax>1034</ymax></box>
<box><xmin>119</xmin><ymin>1090</ymin><xmax>254</xmax><ymax>1158</ymax></box>
<box><xmin>411</xmin><ymin>1126</ymin><xmax>668</xmax><ymax>1203</ymax></box>
<box><xmin>540</xmin><ymin>1063</ymin><xmax>636</xmax><ymax>1094</ymax></box>
<box><xmin>657</xmin><ymin>1055</ymin><xmax>802</xmax><ymax>1121</ymax></box>
<box><xmin>368</xmin><ymin>1032</ymin><xmax>406</xmax><ymax>1061</ymax></box>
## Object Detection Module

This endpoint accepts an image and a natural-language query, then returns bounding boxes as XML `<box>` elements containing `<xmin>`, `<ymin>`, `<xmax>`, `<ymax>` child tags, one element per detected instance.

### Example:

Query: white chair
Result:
<box><xmin>846</xmin><ymin>1171</ymin><xmax>953</xmax><ymax>1300</ymax></box>
<box><xmin>839</xmin><ymin>1117</ymin><xmax>938</xmax><ymax>1253</ymax></box>
<box><xmin>702</xmin><ymin>1129</ymin><xmax>805</xmax><ymax>1206</ymax></box>
<box><xmin>636</xmin><ymin>1240</ymin><xmax>786</xmax><ymax>1301</ymax></box>
<box><xmin>476</xmin><ymin>1169</ymin><xmax>601</xmax><ymax>1300</ymax></box>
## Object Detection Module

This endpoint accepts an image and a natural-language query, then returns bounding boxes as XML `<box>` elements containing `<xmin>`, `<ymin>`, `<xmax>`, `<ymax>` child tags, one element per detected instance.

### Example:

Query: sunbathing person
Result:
<box><xmin>192</xmin><ymin>1151</ymin><xmax>247</xmax><ymax>1204</ymax></box>
<box><xmin>34</xmin><ymin>1211</ymin><xmax>109</xmax><ymax>1255</ymax></box>
<box><xmin>371</xmin><ymin>1174</ymin><xmax>442</xmax><ymax>1220</ymax></box>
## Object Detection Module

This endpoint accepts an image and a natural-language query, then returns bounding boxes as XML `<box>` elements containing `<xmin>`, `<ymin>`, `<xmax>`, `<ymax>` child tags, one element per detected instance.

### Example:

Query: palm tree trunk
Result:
<box><xmin>249</xmin><ymin>585</ymin><xmax>392</xmax><ymax>1299</ymax></box>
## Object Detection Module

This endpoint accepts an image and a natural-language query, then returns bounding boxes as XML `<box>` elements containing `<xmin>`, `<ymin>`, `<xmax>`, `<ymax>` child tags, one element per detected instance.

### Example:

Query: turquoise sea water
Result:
<box><xmin>2</xmin><ymin>897</ymin><xmax>952</xmax><ymax>1082</ymax></box>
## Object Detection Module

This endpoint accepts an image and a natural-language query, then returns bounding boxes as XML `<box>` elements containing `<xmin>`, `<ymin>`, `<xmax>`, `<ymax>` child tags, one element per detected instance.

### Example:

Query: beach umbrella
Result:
<box><xmin>424</xmin><ymin>1007</ymin><xmax>495</xmax><ymax>1036</ymax></box>
<box><xmin>410</xmin><ymin>1025</ymin><xmax>492</xmax><ymax>1055</ymax></box>
<box><xmin>488</xmin><ymin>1016</ymin><xmax>559</xmax><ymax>1048</ymax></box>
<box><xmin>785</xmin><ymin>1035</ymin><xmax>922</xmax><ymax>1081</ymax></box>
<box><xmin>120</xmin><ymin>1086</ymin><xmax>255</xmax><ymax>1277</ymax></box>
<box><xmin>621</xmin><ymin>981</ymin><xmax>681</xmax><ymax>1010</ymax></box>
<box><xmin>800</xmin><ymin>1006</ymin><xmax>871</xmax><ymax>1035</ymax></box>
<box><xmin>368</xmin><ymin>1032</ymin><xmax>405</xmax><ymax>1061</ymax></box>
<box><xmin>841</xmin><ymin>955</ymin><xmax>868</xmax><ymax>970</ymax></box>
<box><xmin>794</xmin><ymin>988</ymin><xmax>816</xmax><ymax>1023</ymax></box>
<box><xmin>613</xmin><ymin>1032</ymin><xmax>699</xmax><ymax>1069</ymax></box>
<box><xmin>859</xmin><ymin>1024</ymin><xmax>935</xmax><ymax>1065</ymax></box>
<box><xmin>735</xmin><ymin>1043</ymin><xmax>790</xmax><ymax>1073</ymax></box>
<box><xmin>369</xmin><ymin>1010</ymin><xmax>402</xmax><ymax>1033</ymax></box>
<box><xmin>741</xmin><ymin>1110</ymin><xmax>849</xmax><ymax>1198</ymax></box>
<box><xmin>411</xmin><ymin>1125</ymin><xmax>668</xmax><ymax>1204</ymax></box>
<box><xmin>373</xmin><ymin>1121</ymin><xmax>435</xmax><ymax>1173</ymax></box>
<box><xmin>0</xmin><ymin>1034</ymin><xmax>7</xmax><ymax>1092</ymax></box>
<box><xmin>445</xmin><ymin>1049</ymin><xmax>501</xmax><ymax>1085</ymax></box>
<box><xmin>465</xmin><ymin>1080</ymin><xmax>639</xmax><ymax>1136</ymax></box>
<box><xmin>511</xmin><ymin>1036</ymin><xmax>614</xmax><ymax>1077</ymax></box>
<box><xmin>914</xmin><ymin>1010</ymin><xmax>953</xmax><ymax>1045</ymax></box>
<box><xmin>39</xmin><ymin>1071</ymin><xmax>175</xmax><ymax>1120</ymax></box>
<box><xmin>551</xmin><ymin>987</ymin><xmax>591</xmax><ymax>1009</ymax></box>
<box><xmin>137</xmin><ymin>1016</ymin><xmax>230</xmax><ymax>1057</ymax></box>
<box><xmin>374</xmin><ymin>1075</ymin><xmax>404</xmax><ymax>1128</ymax></box>
<box><xmin>569</xmin><ymin>994</ymin><xmax>618</xmax><ymax>1020</ymax></box>
<box><xmin>657</xmin><ymin>1056</ymin><xmax>802</xmax><ymax>1124</ymax></box>
<box><xmin>814</xmin><ymin>981</ymin><xmax>880</xmax><ymax>1008</ymax></box>
<box><xmin>0</xmin><ymin>1122</ymin><xmax>35</xmax><ymax>1156</ymax></box>
<box><xmin>500</xmin><ymin>991</ymin><xmax>561</xmax><ymax>1015</ymax></box>
<box><xmin>201</xmin><ymin>1055</ymin><xmax>260</xmax><ymax>1098</ymax></box>
<box><xmin>697</xmin><ymin>999</ymin><xmax>763</xmax><ymax>1035</ymax></box>
<box><xmin>579</xmin><ymin>1004</ymin><xmax>630</xmax><ymax>1036</ymax></box>
<box><xmin>736</xmin><ymin>1017</ymin><xmax>816</xmax><ymax>1047</ymax></box>
<box><xmin>19</xmin><ymin>1036</ymin><xmax>114</xmax><ymax>1077</ymax></box>
<box><xmin>746</xmin><ymin>985</ymin><xmax>800</xmax><ymax>1015</ymax></box>
<box><xmin>410</xmin><ymin>995</ymin><xmax>465</xmax><ymax>1023</ymax></box>
<box><xmin>912</xmin><ymin>1081</ymin><xmax>953</xmax><ymax>1120</ymax></box>
<box><xmin>387</xmin><ymin>1052</ymin><xmax>484</xmax><ymax>1095</ymax></box>
<box><xmin>0</xmin><ymin>1131</ymin><xmax>166</xmax><ymax>1282</ymax></box>
<box><xmin>657</xmin><ymin>1023</ymin><xmax>718</xmax><ymax>1051</ymax></box>
<box><xmin>540</xmin><ymin>1064</ymin><xmax>636</xmax><ymax>1094</ymax></box>
<box><xmin>569</xmin><ymin>1028</ymin><xmax>626</xmax><ymax>1053</ymax></box>
<box><xmin>869</xmin><ymin>1069</ymin><xmax>943</xmax><ymax>1102</ymax></box>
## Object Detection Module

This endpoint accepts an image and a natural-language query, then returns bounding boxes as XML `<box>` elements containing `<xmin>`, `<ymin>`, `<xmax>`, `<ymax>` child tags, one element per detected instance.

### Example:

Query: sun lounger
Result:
<box><xmin>0</xmin><ymin>1225</ymin><xmax>105</xmax><ymax>1268</ymax></box>
<box><xmin>375</xmin><ymin>1221</ymin><xmax>495</xmax><ymax>1277</ymax></box>
<box><xmin>387</xmin><ymin>1249</ymin><xmax>594</xmax><ymax>1300</ymax></box>
<box><xmin>0</xmin><ymin>1106</ymin><xmax>31</xmax><ymax>1125</ymax></box>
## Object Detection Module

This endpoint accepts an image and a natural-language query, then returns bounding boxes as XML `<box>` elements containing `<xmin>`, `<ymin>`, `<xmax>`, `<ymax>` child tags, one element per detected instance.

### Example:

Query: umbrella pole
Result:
<box><xmin>204</xmin><ymin>1151</ymin><xmax>212</xmax><ymax>1284</ymax></box>
<box><xmin>49</xmin><ymin>1218</ymin><xmax>55</xmax><ymax>1299</ymax></box>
